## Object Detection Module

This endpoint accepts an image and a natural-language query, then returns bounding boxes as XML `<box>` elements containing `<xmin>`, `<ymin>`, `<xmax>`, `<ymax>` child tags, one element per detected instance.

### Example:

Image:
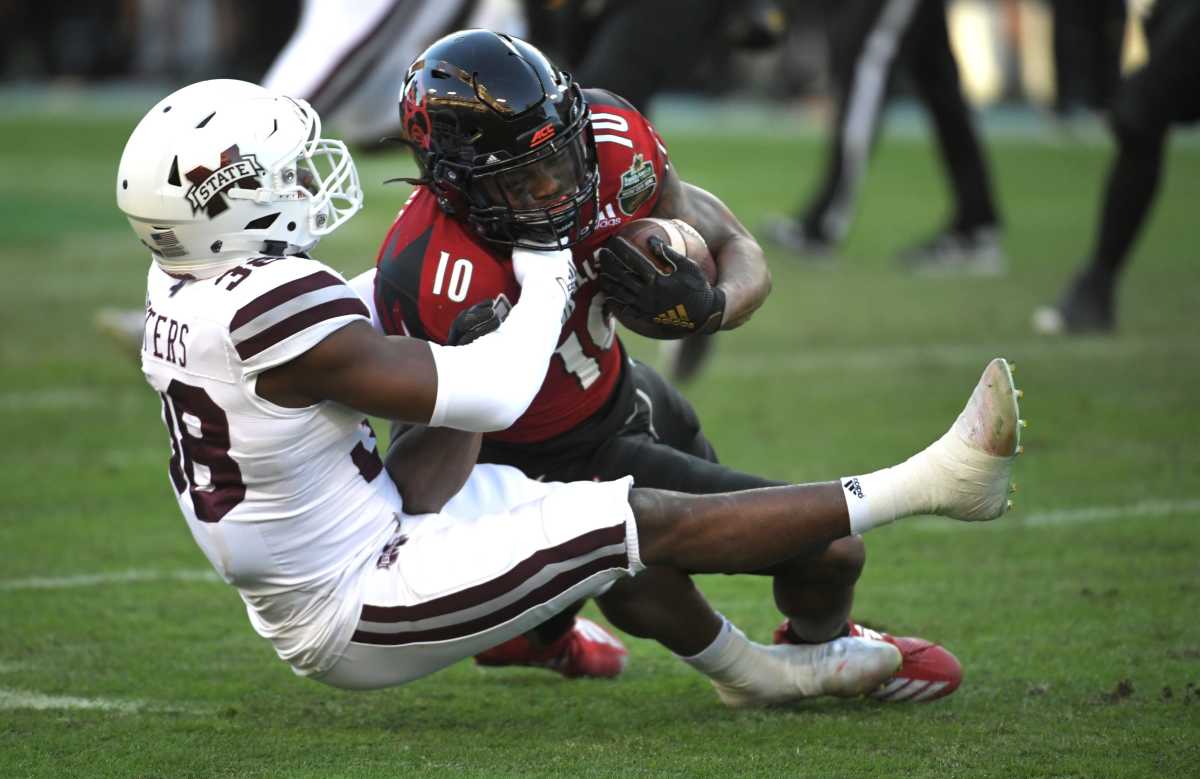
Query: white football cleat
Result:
<box><xmin>711</xmin><ymin>636</ymin><xmax>902</xmax><ymax>708</ymax></box>
<box><xmin>911</xmin><ymin>357</ymin><xmax>1022</xmax><ymax>522</ymax></box>
<box><xmin>774</xmin><ymin>620</ymin><xmax>964</xmax><ymax>703</ymax></box>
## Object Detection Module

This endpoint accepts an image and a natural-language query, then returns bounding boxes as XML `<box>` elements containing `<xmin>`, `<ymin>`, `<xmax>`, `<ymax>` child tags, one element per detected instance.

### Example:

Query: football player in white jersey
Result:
<box><xmin>118</xmin><ymin>79</ymin><xmax>1024</xmax><ymax>701</ymax></box>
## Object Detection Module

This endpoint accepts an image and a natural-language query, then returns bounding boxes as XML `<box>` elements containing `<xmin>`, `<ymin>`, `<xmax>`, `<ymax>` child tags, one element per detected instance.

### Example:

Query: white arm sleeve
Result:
<box><xmin>427</xmin><ymin>249</ymin><xmax>575</xmax><ymax>432</ymax></box>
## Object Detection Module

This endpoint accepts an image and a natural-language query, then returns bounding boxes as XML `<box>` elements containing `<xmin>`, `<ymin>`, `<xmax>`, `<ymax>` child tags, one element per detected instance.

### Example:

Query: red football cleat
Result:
<box><xmin>774</xmin><ymin>619</ymin><xmax>962</xmax><ymax>702</ymax></box>
<box><xmin>475</xmin><ymin>617</ymin><xmax>628</xmax><ymax>679</ymax></box>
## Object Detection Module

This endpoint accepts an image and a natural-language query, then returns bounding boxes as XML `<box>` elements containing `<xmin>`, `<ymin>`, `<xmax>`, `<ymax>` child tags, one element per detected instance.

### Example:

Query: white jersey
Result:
<box><xmin>140</xmin><ymin>255</ymin><xmax>401</xmax><ymax>675</ymax></box>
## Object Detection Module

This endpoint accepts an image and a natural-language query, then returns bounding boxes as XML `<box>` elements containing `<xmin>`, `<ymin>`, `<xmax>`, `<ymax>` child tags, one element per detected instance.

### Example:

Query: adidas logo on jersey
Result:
<box><xmin>843</xmin><ymin>478</ymin><xmax>865</xmax><ymax>500</ymax></box>
<box><xmin>595</xmin><ymin>202</ymin><xmax>624</xmax><ymax>231</ymax></box>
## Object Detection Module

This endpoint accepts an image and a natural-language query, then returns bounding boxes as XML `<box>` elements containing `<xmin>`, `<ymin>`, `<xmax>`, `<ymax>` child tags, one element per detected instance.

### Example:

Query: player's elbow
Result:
<box><xmin>469</xmin><ymin>395</ymin><xmax>533</xmax><ymax>432</ymax></box>
<box><xmin>437</xmin><ymin>392</ymin><xmax>531</xmax><ymax>433</ymax></box>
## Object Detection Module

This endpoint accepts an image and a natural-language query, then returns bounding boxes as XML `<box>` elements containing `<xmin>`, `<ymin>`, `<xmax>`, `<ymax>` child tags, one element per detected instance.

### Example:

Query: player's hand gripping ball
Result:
<box><xmin>598</xmin><ymin>218</ymin><xmax>723</xmax><ymax>340</ymax></box>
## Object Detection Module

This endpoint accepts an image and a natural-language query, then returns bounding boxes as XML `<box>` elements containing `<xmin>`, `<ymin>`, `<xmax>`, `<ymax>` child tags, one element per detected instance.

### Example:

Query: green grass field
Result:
<box><xmin>1</xmin><ymin>103</ymin><xmax>1198</xmax><ymax>778</ymax></box>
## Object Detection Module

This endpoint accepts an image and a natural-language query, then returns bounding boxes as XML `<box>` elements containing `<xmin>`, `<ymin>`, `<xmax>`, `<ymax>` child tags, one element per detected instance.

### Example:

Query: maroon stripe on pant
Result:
<box><xmin>351</xmin><ymin>552</ymin><xmax>628</xmax><ymax>646</ymax></box>
<box><xmin>230</xmin><ymin>271</ymin><xmax>343</xmax><ymax>331</ymax></box>
<box><xmin>360</xmin><ymin>522</ymin><xmax>628</xmax><ymax>623</ymax></box>
<box><xmin>235</xmin><ymin>297</ymin><xmax>368</xmax><ymax>359</ymax></box>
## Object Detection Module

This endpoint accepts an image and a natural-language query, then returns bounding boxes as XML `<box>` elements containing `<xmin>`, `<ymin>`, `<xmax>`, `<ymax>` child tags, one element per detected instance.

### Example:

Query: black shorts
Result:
<box><xmin>478</xmin><ymin>355</ymin><xmax>779</xmax><ymax>493</ymax></box>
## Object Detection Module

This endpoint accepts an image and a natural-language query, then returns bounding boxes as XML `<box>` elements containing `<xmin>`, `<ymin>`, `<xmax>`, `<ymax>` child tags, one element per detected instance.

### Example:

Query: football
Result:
<box><xmin>612</xmin><ymin>217</ymin><xmax>717</xmax><ymax>284</ymax></box>
<box><xmin>870</xmin><ymin>637</ymin><xmax>963</xmax><ymax>703</ymax></box>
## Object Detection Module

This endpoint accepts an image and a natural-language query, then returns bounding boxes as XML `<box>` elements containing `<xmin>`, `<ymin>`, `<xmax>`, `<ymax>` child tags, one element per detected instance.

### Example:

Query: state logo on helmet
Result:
<box><xmin>117</xmin><ymin>79</ymin><xmax>362</xmax><ymax>278</ymax></box>
<box><xmin>396</xmin><ymin>30</ymin><xmax>599</xmax><ymax>249</ymax></box>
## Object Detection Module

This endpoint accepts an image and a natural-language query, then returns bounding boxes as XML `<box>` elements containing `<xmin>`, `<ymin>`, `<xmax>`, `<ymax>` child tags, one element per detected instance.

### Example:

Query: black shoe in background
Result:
<box><xmin>1032</xmin><ymin>269</ymin><xmax>1116</xmax><ymax>334</ymax></box>
<box><xmin>897</xmin><ymin>225</ymin><xmax>1005</xmax><ymax>276</ymax></box>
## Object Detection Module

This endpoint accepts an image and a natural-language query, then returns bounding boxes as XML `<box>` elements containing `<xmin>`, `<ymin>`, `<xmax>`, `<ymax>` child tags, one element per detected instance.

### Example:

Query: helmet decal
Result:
<box><xmin>185</xmin><ymin>144</ymin><xmax>265</xmax><ymax>218</ymax></box>
<box><xmin>148</xmin><ymin>228</ymin><xmax>188</xmax><ymax>259</ymax></box>
<box><xmin>402</xmin><ymin>84</ymin><xmax>432</xmax><ymax>151</ymax></box>
<box><xmin>529</xmin><ymin>123</ymin><xmax>557</xmax><ymax>148</ymax></box>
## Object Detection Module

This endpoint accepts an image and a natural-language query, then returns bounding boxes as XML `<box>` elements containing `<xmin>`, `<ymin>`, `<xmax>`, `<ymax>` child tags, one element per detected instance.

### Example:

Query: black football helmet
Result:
<box><xmin>398</xmin><ymin>29</ymin><xmax>599</xmax><ymax>249</ymax></box>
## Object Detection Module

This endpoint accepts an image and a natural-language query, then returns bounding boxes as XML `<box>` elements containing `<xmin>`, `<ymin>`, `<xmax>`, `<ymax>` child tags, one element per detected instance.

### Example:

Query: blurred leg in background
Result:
<box><xmin>894</xmin><ymin>0</ymin><xmax>1002</xmax><ymax>274</ymax></box>
<box><xmin>764</xmin><ymin>0</ymin><xmax>904</xmax><ymax>257</ymax></box>
<box><xmin>1050</xmin><ymin>0</ymin><xmax>1126</xmax><ymax>121</ymax></box>
<box><xmin>1034</xmin><ymin>0</ymin><xmax>1200</xmax><ymax>335</ymax></box>
<box><xmin>764</xmin><ymin>0</ymin><xmax>1003</xmax><ymax>275</ymax></box>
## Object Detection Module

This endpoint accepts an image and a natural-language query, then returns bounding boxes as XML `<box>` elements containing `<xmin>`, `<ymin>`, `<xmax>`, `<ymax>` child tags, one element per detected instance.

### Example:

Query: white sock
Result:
<box><xmin>678</xmin><ymin>616</ymin><xmax>781</xmax><ymax>697</ymax></box>
<box><xmin>677</xmin><ymin>616</ymin><xmax>741</xmax><ymax>675</ymax></box>
<box><xmin>841</xmin><ymin>447</ymin><xmax>936</xmax><ymax>535</ymax></box>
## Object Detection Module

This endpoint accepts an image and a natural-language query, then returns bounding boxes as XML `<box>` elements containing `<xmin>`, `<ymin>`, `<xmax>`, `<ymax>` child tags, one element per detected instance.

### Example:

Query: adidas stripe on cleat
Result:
<box><xmin>710</xmin><ymin>634</ymin><xmax>902</xmax><ymax>708</ymax></box>
<box><xmin>774</xmin><ymin>620</ymin><xmax>963</xmax><ymax>703</ymax></box>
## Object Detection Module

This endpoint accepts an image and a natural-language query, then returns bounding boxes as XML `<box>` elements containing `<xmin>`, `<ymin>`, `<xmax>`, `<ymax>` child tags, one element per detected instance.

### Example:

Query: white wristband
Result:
<box><xmin>428</xmin><ymin>267</ymin><xmax>569</xmax><ymax>432</ymax></box>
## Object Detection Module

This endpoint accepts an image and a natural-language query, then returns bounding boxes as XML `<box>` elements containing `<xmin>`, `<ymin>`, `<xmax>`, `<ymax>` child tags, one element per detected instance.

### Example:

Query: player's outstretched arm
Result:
<box><xmin>257</xmin><ymin>247</ymin><xmax>575</xmax><ymax>431</ymax></box>
<box><xmin>650</xmin><ymin>164</ymin><xmax>771</xmax><ymax>330</ymax></box>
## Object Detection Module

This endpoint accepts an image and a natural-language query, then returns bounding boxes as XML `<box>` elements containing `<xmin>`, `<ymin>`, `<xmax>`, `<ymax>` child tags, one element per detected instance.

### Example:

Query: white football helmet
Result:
<box><xmin>117</xmin><ymin>79</ymin><xmax>362</xmax><ymax>278</ymax></box>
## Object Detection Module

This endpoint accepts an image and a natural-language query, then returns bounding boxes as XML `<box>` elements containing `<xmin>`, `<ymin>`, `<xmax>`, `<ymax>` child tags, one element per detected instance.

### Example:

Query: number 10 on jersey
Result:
<box><xmin>432</xmin><ymin>251</ymin><xmax>473</xmax><ymax>302</ymax></box>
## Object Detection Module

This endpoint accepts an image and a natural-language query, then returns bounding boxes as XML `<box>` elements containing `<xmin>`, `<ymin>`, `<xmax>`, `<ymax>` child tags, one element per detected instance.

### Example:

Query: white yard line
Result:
<box><xmin>0</xmin><ymin>687</ymin><xmax>207</xmax><ymax>715</ymax></box>
<box><xmin>1020</xmin><ymin>498</ymin><xmax>1200</xmax><ymax>527</ymax></box>
<box><xmin>0</xmin><ymin>388</ymin><xmax>105</xmax><ymax>412</ymax></box>
<box><xmin>0</xmin><ymin>688</ymin><xmax>147</xmax><ymax>713</ymax></box>
<box><xmin>691</xmin><ymin>337</ymin><xmax>1200</xmax><ymax>377</ymax></box>
<box><xmin>0</xmin><ymin>569</ymin><xmax>219</xmax><ymax>591</ymax></box>
<box><xmin>909</xmin><ymin>498</ymin><xmax>1200</xmax><ymax>532</ymax></box>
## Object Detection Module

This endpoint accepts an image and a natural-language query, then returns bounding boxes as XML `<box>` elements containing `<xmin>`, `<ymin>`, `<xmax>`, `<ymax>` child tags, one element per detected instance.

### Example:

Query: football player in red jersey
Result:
<box><xmin>373</xmin><ymin>30</ymin><xmax>970</xmax><ymax>699</ymax></box>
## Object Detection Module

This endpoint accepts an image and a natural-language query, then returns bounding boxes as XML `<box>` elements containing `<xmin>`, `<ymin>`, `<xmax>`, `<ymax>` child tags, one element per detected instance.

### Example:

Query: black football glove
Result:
<box><xmin>447</xmin><ymin>298</ymin><xmax>503</xmax><ymax>346</ymax></box>
<box><xmin>598</xmin><ymin>236</ymin><xmax>725</xmax><ymax>339</ymax></box>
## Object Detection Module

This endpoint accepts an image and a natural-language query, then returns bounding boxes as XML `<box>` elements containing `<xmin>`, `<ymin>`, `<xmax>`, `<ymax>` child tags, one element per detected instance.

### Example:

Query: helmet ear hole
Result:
<box><xmin>244</xmin><ymin>213</ymin><xmax>279</xmax><ymax>230</ymax></box>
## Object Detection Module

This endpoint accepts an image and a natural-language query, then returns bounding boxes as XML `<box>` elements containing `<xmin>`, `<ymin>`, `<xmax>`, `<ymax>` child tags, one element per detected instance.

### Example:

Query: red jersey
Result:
<box><xmin>375</xmin><ymin>89</ymin><xmax>670</xmax><ymax>444</ymax></box>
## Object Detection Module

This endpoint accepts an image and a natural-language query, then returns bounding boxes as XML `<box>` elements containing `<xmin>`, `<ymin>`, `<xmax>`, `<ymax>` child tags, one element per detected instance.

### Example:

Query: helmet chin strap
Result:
<box><xmin>156</xmin><ymin>254</ymin><xmax>246</xmax><ymax>281</ymax></box>
<box><xmin>154</xmin><ymin>234</ymin><xmax>316</xmax><ymax>279</ymax></box>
